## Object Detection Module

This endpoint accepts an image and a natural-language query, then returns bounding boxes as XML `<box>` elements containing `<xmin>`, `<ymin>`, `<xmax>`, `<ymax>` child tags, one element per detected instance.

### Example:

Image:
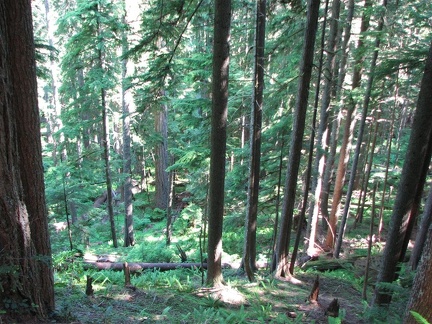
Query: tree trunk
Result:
<box><xmin>122</xmin><ymin>8</ymin><xmax>134</xmax><ymax>247</ymax></box>
<box><xmin>333</xmin><ymin>0</ymin><xmax>387</xmax><ymax>258</ymax></box>
<box><xmin>243</xmin><ymin>0</ymin><xmax>266</xmax><ymax>282</ymax></box>
<box><xmin>373</xmin><ymin>41</ymin><xmax>432</xmax><ymax>306</ymax></box>
<box><xmin>207</xmin><ymin>0</ymin><xmax>231</xmax><ymax>287</ymax></box>
<box><xmin>305</xmin><ymin>0</ymin><xmax>330</xmax><ymax>254</ymax></box>
<box><xmin>404</xmin><ymin>226</ymin><xmax>432</xmax><ymax>323</ymax></box>
<box><xmin>0</xmin><ymin>0</ymin><xmax>54</xmax><ymax>319</ymax></box>
<box><xmin>155</xmin><ymin>101</ymin><xmax>170</xmax><ymax>211</ymax></box>
<box><xmin>309</xmin><ymin>0</ymin><xmax>341</xmax><ymax>250</ymax></box>
<box><xmin>273</xmin><ymin>0</ymin><xmax>320</xmax><ymax>278</ymax></box>
<box><xmin>410</xmin><ymin>185</ymin><xmax>432</xmax><ymax>270</ymax></box>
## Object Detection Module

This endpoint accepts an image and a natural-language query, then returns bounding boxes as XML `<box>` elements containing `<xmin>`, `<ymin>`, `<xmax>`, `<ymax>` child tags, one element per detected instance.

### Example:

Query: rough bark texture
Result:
<box><xmin>273</xmin><ymin>0</ymin><xmax>319</xmax><ymax>277</ymax></box>
<box><xmin>374</xmin><ymin>41</ymin><xmax>432</xmax><ymax>306</ymax></box>
<box><xmin>404</xmin><ymin>227</ymin><xmax>432</xmax><ymax>323</ymax></box>
<box><xmin>0</xmin><ymin>0</ymin><xmax>54</xmax><ymax>319</ymax></box>
<box><xmin>207</xmin><ymin>0</ymin><xmax>231</xmax><ymax>287</ymax></box>
<box><xmin>244</xmin><ymin>0</ymin><xmax>266</xmax><ymax>282</ymax></box>
<box><xmin>155</xmin><ymin>103</ymin><xmax>170</xmax><ymax>211</ymax></box>
<box><xmin>410</xmin><ymin>185</ymin><xmax>432</xmax><ymax>269</ymax></box>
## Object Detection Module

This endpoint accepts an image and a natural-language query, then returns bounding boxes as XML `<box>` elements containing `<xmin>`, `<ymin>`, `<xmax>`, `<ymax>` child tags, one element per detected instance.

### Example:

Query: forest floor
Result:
<box><xmin>51</xmin><ymin>250</ymin><xmax>410</xmax><ymax>323</ymax></box>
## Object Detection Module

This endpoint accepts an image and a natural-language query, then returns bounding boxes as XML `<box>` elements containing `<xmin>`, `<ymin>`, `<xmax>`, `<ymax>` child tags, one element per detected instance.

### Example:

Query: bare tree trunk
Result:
<box><xmin>309</xmin><ymin>0</ymin><xmax>341</xmax><ymax>250</ymax></box>
<box><xmin>122</xmin><ymin>8</ymin><xmax>134</xmax><ymax>247</ymax></box>
<box><xmin>155</xmin><ymin>102</ymin><xmax>170</xmax><ymax>211</ymax></box>
<box><xmin>404</xmin><ymin>225</ymin><xmax>432</xmax><ymax>323</ymax></box>
<box><xmin>0</xmin><ymin>0</ymin><xmax>54</xmax><ymax>318</ymax></box>
<box><xmin>207</xmin><ymin>0</ymin><xmax>231</xmax><ymax>287</ymax></box>
<box><xmin>410</xmin><ymin>185</ymin><xmax>432</xmax><ymax>270</ymax></box>
<box><xmin>305</xmin><ymin>0</ymin><xmax>330</xmax><ymax>255</ymax></box>
<box><xmin>333</xmin><ymin>0</ymin><xmax>387</xmax><ymax>258</ymax></box>
<box><xmin>378</xmin><ymin>99</ymin><xmax>397</xmax><ymax>240</ymax></box>
<box><xmin>373</xmin><ymin>41</ymin><xmax>432</xmax><ymax>306</ymax></box>
<box><xmin>273</xmin><ymin>0</ymin><xmax>320</xmax><ymax>278</ymax></box>
<box><xmin>243</xmin><ymin>0</ymin><xmax>266</xmax><ymax>282</ymax></box>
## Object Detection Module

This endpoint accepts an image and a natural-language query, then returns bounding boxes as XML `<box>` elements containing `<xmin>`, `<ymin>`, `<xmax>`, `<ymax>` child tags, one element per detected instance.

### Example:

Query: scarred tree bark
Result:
<box><xmin>0</xmin><ymin>0</ymin><xmax>54</xmax><ymax>319</ymax></box>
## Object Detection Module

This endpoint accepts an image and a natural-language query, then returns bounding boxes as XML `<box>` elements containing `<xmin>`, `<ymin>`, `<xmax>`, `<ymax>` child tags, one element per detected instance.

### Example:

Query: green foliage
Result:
<box><xmin>410</xmin><ymin>311</ymin><xmax>430</xmax><ymax>324</ymax></box>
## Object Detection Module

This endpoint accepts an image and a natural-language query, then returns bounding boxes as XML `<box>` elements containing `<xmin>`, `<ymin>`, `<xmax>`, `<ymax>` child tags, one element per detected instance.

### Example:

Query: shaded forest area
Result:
<box><xmin>1</xmin><ymin>0</ymin><xmax>432</xmax><ymax>322</ymax></box>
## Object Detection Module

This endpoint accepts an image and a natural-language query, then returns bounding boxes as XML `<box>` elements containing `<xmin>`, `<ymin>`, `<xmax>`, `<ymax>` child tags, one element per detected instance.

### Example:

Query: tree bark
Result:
<box><xmin>310</xmin><ymin>0</ymin><xmax>341</xmax><ymax>251</ymax></box>
<box><xmin>243</xmin><ymin>0</ymin><xmax>266</xmax><ymax>282</ymax></box>
<box><xmin>404</xmin><ymin>226</ymin><xmax>432</xmax><ymax>323</ymax></box>
<box><xmin>333</xmin><ymin>0</ymin><xmax>387</xmax><ymax>258</ymax></box>
<box><xmin>121</xmin><ymin>6</ymin><xmax>134</xmax><ymax>247</ymax></box>
<box><xmin>273</xmin><ymin>0</ymin><xmax>320</xmax><ymax>278</ymax></box>
<box><xmin>0</xmin><ymin>0</ymin><xmax>54</xmax><ymax>319</ymax></box>
<box><xmin>374</xmin><ymin>41</ymin><xmax>432</xmax><ymax>306</ymax></box>
<box><xmin>207</xmin><ymin>0</ymin><xmax>231</xmax><ymax>287</ymax></box>
<box><xmin>155</xmin><ymin>101</ymin><xmax>170</xmax><ymax>211</ymax></box>
<box><xmin>410</xmin><ymin>185</ymin><xmax>432</xmax><ymax>270</ymax></box>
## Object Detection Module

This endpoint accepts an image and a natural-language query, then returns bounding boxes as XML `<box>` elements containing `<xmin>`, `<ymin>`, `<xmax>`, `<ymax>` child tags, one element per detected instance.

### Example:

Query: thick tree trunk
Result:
<box><xmin>207</xmin><ymin>0</ymin><xmax>231</xmax><ymax>287</ymax></box>
<box><xmin>404</xmin><ymin>226</ymin><xmax>432</xmax><ymax>323</ymax></box>
<box><xmin>0</xmin><ymin>0</ymin><xmax>54</xmax><ymax>319</ymax></box>
<box><xmin>374</xmin><ymin>41</ymin><xmax>432</xmax><ymax>306</ymax></box>
<box><xmin>410</xmin><ymin>185</ymin><xmax>432</xmax><ymax>269</ymax></box>
<box><xmin>273</xmin><ymin>0</ymin><xmax>319</xmax><ymax>278</ymax></box>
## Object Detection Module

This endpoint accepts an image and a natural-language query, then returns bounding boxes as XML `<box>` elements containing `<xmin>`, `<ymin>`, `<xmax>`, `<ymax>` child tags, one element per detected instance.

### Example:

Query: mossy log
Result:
<box><xmin>301</xmin><ymin>255</ymin><xmax>364</xmax><ymax>272</ymax></box>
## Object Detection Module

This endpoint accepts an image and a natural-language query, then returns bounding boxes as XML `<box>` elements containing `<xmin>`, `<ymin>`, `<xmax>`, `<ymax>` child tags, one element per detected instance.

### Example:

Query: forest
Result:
<box><xmin>1</xmin><ymin>0</ymin><xmax>432</xmax><ymax>322</ymax></box>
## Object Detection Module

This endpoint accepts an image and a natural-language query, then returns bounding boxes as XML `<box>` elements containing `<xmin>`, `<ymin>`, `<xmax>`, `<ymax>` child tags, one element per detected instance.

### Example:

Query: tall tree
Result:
<box><xmin>243</xmin><ymin>0</ymin><xmax>267</xmax><ymax>282</ymax></box>
<box><xmin>404</xmin><ymin>222</ymin><xmax>432</xmax><ymax>323</ymax></box>
<box><xmin>333</xmin><ymin>0</ymin><xmax>387</xmax><ymax>257</ymax></box>
<box><xmin>373</xmin><ymin>41</ymin><xmax>432</xmax><ymax>306</ymax></box>
<box><xmin>311</xmin><ymin>0</ymin><xmax>341</xmax><ymax>250</ymax></box>
<box><xmin>207</xmin><ymin>0</ymin><xmax>231</xmax><ymax>287</ymax></box>
<box><xmin>273</xmin><ymin>0</ymin><xmax>320</xmax><ymax>278</ymax></box>
<box><xmin>0</xmin><ymin>0</ymin><xmax>54</xmax><ymax>319</ymax></box>
<box><xmin>122</xmin><ymin>2</ymin><xmax>134</xmax><ymax>247</ymax></box>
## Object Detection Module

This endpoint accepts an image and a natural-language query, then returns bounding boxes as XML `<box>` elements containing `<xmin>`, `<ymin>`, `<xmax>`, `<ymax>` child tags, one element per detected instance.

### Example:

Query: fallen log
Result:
<box><xmin>83</xmin><ymin>261</ymin><xmax>217</xmax><ymax>272</ymax></box>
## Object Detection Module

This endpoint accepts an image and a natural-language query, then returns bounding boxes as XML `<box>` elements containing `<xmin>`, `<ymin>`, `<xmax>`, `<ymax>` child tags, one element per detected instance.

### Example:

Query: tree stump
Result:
<box><xmin>85</xmin><ymin>275</ymin><xmax>94</xmax><ymax>296</ymax></box>
<box><xmin>308</xmin><ymin>275</ymin><xmax>320</xmax><ymax>303</ymax></box>
<box><xmin>325</xmin><ymin>298</ymin><xmax>340</xmax><ymax>317</ymax></box>
<box><xmin>123</xmin><ymin>262</ymin><xmax>131</xmax><ymax>286</ymax></box>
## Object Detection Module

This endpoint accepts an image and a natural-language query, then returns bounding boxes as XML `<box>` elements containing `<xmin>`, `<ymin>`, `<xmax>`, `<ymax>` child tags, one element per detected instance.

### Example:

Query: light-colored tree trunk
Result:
<box><xmin>306</xmin><ymin>0</ymin><xmax>330</xmax><ymax>255</ymax></box>
<box><xmin>309</xmin><ymin>0</ymin><xmax>341</xmax><ymax>247</ymax></box>
<box><xmin>122</xmin><ymin>7</ymin><xmax>134</xmax><ymax>247</ymax></box>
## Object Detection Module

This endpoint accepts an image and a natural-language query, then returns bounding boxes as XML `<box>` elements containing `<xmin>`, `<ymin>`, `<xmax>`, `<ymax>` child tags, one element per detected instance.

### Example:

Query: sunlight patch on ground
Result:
<box><xmin>196</xmin><ymin>286</ymin><xmax>247</xmax><ymax>306</ymax></box>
